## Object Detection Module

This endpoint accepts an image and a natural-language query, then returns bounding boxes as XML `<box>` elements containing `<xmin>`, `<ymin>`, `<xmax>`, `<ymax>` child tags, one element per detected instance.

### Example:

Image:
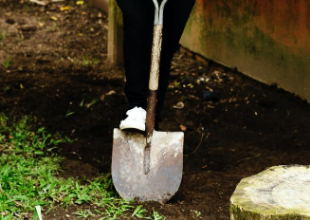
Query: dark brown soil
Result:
<box><xmin>1</xmin><ymin>1</ymin><xmax>310</xmax><ymax>219</ymax></box>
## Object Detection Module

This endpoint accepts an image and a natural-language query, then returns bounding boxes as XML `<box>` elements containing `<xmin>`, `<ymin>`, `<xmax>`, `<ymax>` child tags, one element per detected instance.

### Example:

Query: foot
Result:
<box><xmin>119</xmin><ymin>107</ymin><xmax>146</xmax><ymax>131</ymax></box>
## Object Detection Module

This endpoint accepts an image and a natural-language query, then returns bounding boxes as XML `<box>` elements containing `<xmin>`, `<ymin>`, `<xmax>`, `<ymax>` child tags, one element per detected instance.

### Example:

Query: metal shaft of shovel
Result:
<box><xmin>145</xmin><ymin>0</ymin><xmax>168</xmax><ymax>175</ymax></box>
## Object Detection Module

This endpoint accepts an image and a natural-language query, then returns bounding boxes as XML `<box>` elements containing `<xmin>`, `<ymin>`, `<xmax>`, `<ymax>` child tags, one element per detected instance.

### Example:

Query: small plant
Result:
<box><xmin>132</xmin><ymin>205</ymin><xmax>147</xmax><ymax>218</ymax></box>
<box><xmin>85</xmin><ymin>98</ymin><xmax>98</xmax><ymax>109</ymax></box>
<box><xmin>55</xmin><ymin>133</ymin><xmax>77</xmax><ymax>144</ymax></box>
<box><xmin>79</xmin><ymin>97</ymin><xmax>99</xmax><ymax>108</ymax></box>
<box><xmin>3</xmin><ymin>86</ymin><xmax>10</xmax><ymax>92</ymax></box>
<box><xmin>3</xmin><ymin>56</ymin><xmax>11</xmax><ymax>69</ymax></box>
<box><xmin>75</xmin><ymin>210</ymin><xmax>94</xmax><ymax>219</ymax></box>
<box><xmin>0</xmin><ymin>31</ymin><xmax>7</xmax><ymax>41</ymax></box>
<box><xmin>79</xmin><ymin>98</ymin><xmax>85</xmax><ymax>107</ymax></box>
<box><xmin>150</xmin><ymin>209</ymin><xmax>166</xmax><ymax>220</ymax></box>
<box><xmin>82</xmin><ymin>56</ymin><xmax>99</xmax><ymax>67</ymax></box>
<box><xmin>82</xmin><ymin>56</ymin><xmax>91</xmax><ymax>66</ymax></box>
<box><xmin>93</xmin><ymin>57</ymin><xmax>99</xmax><ymax>65</ymax></box>
<box><xmin>0</xmin><ymin>97</ymin><xmax>5</xmax><ymax>105</ymax></box>
<box><xmin>65</xmin><ymin>109</ymin><xmax>75</xmax><ymax>117</ymax></box>
<box><xmin>46</xmin><ymin>22</ymin><xmax>57</xmax><ymax>32</ymax></box>
<box><xmin>194</xmin><ymin>210</ymin><xmax>202</xmax><ymax>219</ymax></box>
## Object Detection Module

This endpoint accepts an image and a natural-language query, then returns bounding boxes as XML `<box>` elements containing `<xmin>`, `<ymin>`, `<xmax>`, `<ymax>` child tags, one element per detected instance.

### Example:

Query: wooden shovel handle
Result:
<box><xmin>149</xmin><ymin>25</ymin><xmax>163</xmax><ymax>91</ymax></box>
<box><xmin>146</xmin><ymin>25</ymin><xmax>163</xmax><ymax>138</ymax></box>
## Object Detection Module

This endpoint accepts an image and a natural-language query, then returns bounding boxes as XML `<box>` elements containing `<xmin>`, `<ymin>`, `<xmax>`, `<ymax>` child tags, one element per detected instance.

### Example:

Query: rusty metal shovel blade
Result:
<box><xmin>112</xmin><ymin>128</ymin><xmax>183</xmax><ymax>203</ymax></box>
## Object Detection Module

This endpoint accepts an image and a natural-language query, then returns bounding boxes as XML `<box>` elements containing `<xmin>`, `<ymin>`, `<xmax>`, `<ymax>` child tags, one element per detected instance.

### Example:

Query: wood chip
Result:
<box><xmin>173</xmin><ymin>101</ymin><xmax>184</xmax><ymax>109</ymax></box>
<box><xmin>180</xmin><ymin>124</ymin><xmax>187</xmax><ymax>131</ymax></box>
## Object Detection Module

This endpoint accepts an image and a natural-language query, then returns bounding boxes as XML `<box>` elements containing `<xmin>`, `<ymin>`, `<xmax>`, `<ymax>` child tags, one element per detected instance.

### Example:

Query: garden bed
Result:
<box><xmin>1</xmin><ymin>0</ymin><xmax>310</xmax><ymax>219</ymax></box>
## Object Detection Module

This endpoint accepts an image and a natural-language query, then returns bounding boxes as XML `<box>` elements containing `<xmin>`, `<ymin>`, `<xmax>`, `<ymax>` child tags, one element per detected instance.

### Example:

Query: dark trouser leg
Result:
<box><xmin>116</xmin><ymin>0</ymin><xmax>195</xmax><ymax>116</ymax></box>
<box><xmin>157</xmin><ymin>0</ymin><xmax>195</xmax><ymax>117</ymax></box>
<box><xmin>116</xmin><ymin>0</ymin><xmax>154</xmax><ymax>110</ymax></box>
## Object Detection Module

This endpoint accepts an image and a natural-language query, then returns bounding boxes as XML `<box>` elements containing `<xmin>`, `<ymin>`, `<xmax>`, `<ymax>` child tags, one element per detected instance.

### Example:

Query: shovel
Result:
<box><xmin>112</xmin><ymin>0</ymin><xmax>184</xmax><ymax>203</ymax></box>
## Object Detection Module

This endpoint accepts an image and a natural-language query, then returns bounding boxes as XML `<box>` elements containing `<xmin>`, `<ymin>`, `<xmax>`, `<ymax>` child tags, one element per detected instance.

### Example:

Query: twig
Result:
<box><xmin>29</xmin><ymin>0</ymin><xmax>48</xmax><ymax>6</ymax></box>
<box><xmin>29</xmin><ymin>0</ymin><xmax>64</xmax><ymax>6</ymax></box>
<box><xmin>191</xmin><ymin>132</ymin><xmax>204</xmax><ymax>154</ymax></box>
<box><xmin>189</xmin><ymin>127</ymin><xmax>208</xmax><ymax>155</ymax></box>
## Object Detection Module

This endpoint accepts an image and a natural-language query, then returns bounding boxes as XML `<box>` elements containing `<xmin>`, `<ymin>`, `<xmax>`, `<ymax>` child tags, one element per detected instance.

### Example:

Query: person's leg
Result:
<box><xmin>156</xmin><ymin>0</ymin><xmax>195</xmax><ymax>118</ymax></box>
<box><xmin>116</xmin><ymin>0</ymin><xmax>154</xmax><ymax>110</ymax></box>
<box><xmin>117</xmin><ymin>0</ymin><xmax>195</xmax><ymax>130</ymax></box>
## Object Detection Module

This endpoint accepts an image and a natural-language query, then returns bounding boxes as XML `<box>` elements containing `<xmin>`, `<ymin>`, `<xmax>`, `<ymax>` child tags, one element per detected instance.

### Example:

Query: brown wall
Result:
<box><xmin>181</xmin><ymin>0</ymin><xmax>310</xmax><ymax>101</ymax></box>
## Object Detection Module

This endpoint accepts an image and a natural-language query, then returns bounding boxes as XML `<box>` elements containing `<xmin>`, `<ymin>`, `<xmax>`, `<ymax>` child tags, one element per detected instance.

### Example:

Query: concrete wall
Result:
<box><xmin>181</xmin><ymin>0</ymin><xmax>310</xmax><ymax>101</ymax></box>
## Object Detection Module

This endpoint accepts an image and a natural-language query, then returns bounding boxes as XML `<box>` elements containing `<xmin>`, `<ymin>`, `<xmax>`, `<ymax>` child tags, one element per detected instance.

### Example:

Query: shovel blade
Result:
<box><xmin>112</xmin><ymin>128</ymin><xmax>183</xmax><ymax>203</ymax></box>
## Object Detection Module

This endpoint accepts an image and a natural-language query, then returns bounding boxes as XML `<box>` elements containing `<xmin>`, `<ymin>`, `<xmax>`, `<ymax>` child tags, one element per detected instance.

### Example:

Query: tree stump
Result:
<box><xmin>230</xmin><ymin>165</ymin><xmax>310</xmax><ymax>220</ymax></box>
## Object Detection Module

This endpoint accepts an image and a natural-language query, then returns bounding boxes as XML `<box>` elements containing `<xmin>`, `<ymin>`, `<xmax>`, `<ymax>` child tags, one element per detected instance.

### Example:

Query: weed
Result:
<box><xmin>79</xmin><ymin>97</ymin><xmax>99</xmax><ymax>108</ymax></box>
<box><xmin>194</xmin><ymin>210</ymin><xmax>202</xmax><ymax>219</ymax></box>
<box><xmin>82</xmin><ymin>56</ymin><xmax>91</xmax><ymax>66</ymax></box>
<box><xmin>3</xmin><ymin>56</ymin><xmax>11</xmax><ymax>69</ymax></box>
<box><xmin>0</xmin><ymin>97</ymin><xmax>5</xmax><ymax>105</ymax></box>
<box><xmin>75</xmin><ymin>210</ymin><xmax>94</xmax><ymax>219</ymax></box>
<box><xmin>85</xmin><ymin>98</ymin><xmax>98</xmax><ymax>109</ymax></box>
<box><xmin>149</xmin><ymin>209</ymin><xmax>166</xmax><ymax>220</ymax></box>
<box><xmin>3</xmin><ymin>86</ymin><xmax>10</xmax><ymax>92</ymax></box>
<box><xmin>79</xmin><ymin>98</ymin><xmax>85</xmax><ymax>107</ymax></box>
<box><xmin>132</xmin><ymin>205</ymin><xmax>147</xmax><ymax>218</ymax></box>
<box><xmin>65</xmin><ymin>110</ymin><xmax>75</xmax><ymax>117</ymax></box>
<box><xmin>55</xmin><ymin>132</ymin><xmax>77</xmax><ymax>144</ymax></box>
<box><xmin>82</xmin><ymin>56</ymin><xmax>99</xmax><ymax>67</ymax></box>
<box><xmin>46</xmin><ymin>22</ymin><xmax>57</xmax><ymax>32</ymax></box>
<box><xmin>0</xmin><ymin>31</ymin><xmax>7</xmax><ymax>41</ymax></box>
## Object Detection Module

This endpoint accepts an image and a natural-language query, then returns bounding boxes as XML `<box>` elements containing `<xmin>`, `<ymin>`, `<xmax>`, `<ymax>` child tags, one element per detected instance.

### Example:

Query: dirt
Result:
<box><xmin>1</xmin><ymin>0</ymin><xmax>310</xmax><ymax>219</ymax></box>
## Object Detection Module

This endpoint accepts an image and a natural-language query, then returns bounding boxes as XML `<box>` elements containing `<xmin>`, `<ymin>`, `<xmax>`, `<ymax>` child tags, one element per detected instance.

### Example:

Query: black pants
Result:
<box><xmin>116</xmin><ymin>0</ymin><xmax>195</xmax><ymax>117</ymax></box>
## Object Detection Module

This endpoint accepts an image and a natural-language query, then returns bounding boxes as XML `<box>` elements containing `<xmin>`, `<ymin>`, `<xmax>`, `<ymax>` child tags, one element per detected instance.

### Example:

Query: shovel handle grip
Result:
<box><xmin>152</xmin><ymin>0</ymin><xmax>168</xmax><ymax>25</ymax></box>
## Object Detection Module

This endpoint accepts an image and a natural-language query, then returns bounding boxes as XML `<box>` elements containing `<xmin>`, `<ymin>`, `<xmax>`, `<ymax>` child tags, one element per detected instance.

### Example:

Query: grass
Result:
<box><xmin>79</xmin><ymin>97</ymin><xmax>99</xmax><ymax>109</ymax></box>
<box><xmin>0</xmin><ymin>114</ymin><xmax>166</xmax><ymax>219</ymax></box>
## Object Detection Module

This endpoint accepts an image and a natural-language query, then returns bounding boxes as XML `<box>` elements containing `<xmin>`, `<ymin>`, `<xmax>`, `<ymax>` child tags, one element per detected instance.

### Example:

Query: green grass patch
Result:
<box><xmin>0</xmin><ymin>114</ymin><xmax>166</xmax><ymax>219</ymax></box>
